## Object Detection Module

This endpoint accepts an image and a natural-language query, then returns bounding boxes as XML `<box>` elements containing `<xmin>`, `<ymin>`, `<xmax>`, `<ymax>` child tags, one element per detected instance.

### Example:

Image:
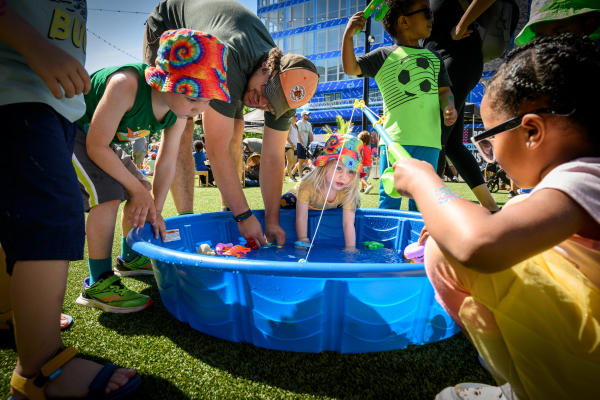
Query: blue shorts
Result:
<box><xmin>0</xmin><ymin>103</ymin><xmax>85</xmax><ymax>274</ymax></box>
<box><xmin>296</xmin><ymin>143</ymin><xmax>308</xmax><ymax>160</ymax></box>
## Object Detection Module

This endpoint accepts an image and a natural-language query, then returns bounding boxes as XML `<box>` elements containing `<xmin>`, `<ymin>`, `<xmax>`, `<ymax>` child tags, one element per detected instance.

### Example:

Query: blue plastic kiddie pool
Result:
<box><xmin>128</xmin><ymin>208</ymin><xmax>460</xmax><ymax>354</ymax></box>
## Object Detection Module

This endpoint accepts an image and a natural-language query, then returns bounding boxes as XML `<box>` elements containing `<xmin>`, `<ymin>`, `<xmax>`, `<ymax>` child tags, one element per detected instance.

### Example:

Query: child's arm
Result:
<box><xmin>342</xmin><ymin>12</ymin><xmax>366</xmax><ymax>76</ymax></box>
<box><xmin>342</xmin><ymin>208</ymin><xmax>357</xmax><ymax>251</ymax></box>
<box><xmin>151</xmin><ymin>117</ymin><xmax>188</xmax><ymax>239</ymax></box>
<box><xmin>438</xmin><ymin>86</ymin><xmax>458</xmax><ymax>126</ymax></box>
<box><xmin>392</xmin><ymin>158</ymin><xmax>591</xmax><ymax>273</ymax></box>
<box><xmin>86</xmin><ymin>70</ymin><xmax>156</xmax><ymax>231</ymax></box>
<box><xmin>0</xmin><ymin>2</ymin><xmax>90</xmax><ymax>98</ymax></box>
<box><xmin>295</xmin><ymin>201</ymin><xmax>310</xmax><ymax>244</ymax></box>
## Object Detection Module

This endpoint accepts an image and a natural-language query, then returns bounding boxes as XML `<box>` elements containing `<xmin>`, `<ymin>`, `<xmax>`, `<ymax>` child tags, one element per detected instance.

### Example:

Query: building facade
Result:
<box><xmin>256</xmin><ymin>0</ymin><xmax>530</xmax><ymax>138</ymax></box>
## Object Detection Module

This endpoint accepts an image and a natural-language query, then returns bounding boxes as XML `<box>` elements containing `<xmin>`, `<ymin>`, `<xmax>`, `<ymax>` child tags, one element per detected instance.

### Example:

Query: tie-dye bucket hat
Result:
<box><xmin>314</xmin><ymin>134</ymin><xmax>363</xmax><ymax>175</ymax></box>
<box><xmin>145</xmin><ymin>29</ymin><xmax>230</xmax><ymax>102</ymax></box>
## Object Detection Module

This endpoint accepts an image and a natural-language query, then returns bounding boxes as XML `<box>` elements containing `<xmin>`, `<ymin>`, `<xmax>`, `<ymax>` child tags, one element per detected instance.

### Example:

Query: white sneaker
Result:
<box><xmin>364</xmin><ymin>184</ymin><xmax>373</xmax><ymax>194</ymax></box>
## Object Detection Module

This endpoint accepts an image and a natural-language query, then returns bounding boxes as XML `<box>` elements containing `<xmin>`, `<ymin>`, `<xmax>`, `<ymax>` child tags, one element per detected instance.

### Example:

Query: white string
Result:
<box><xmin>305</xmin><ymin>108</ymin><xmax>357</xmax><ymax>262</ymax></box>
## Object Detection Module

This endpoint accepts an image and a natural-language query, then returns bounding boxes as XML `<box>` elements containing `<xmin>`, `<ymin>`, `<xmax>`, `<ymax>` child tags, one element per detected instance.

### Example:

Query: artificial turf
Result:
<box><xmin>1</xmin><ymin>178</ymin><xmax>508</xmax><ymax>399</ymax></box>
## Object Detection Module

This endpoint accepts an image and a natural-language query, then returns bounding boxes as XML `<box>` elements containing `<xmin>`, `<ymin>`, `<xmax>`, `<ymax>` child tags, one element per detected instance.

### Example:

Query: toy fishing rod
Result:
<box><xmin>355</xmin><ymin>0</ymin><xmax>390</xmax><ymax>34</ymax></box>
<box><xmin>354</xmin><ymin>100</ymin><xmax>410</xmax><ymax>197</ymax></box>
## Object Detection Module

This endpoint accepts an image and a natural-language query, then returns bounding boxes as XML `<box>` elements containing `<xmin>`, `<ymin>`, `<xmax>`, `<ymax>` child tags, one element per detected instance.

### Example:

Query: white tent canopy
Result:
<box><xmin>243</xmin><ymin>108</ymin><xmax>265</xmax><ymax>134</ymax></box>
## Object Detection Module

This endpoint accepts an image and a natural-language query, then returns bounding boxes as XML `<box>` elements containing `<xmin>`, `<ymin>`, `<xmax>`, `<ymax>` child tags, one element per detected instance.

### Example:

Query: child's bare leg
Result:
<box><xmin>425</xmin><ymin>238</ymin><xmax>524</xmax><ymax>396</ymax></box>
<box><xmin>86</xmin><ymin>200</ymin><xmax>120</xmax><ymax>260</ymax></box>
<box><xmin>10</xmin><ymin>260</ymin><xmax>136</xmax><ymax>399</ymax></box>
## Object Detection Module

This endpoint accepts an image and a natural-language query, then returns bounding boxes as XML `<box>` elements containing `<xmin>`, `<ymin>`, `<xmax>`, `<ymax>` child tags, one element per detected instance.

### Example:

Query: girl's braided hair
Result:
<box><xmin>486</xmin><ymin>33</ymin><xmax>600</xmax><ymax>137</ymax></box>
<box><xmin>382</xmin><ymin>0</ymin><xmax>420</xmax><ymax>40</ymax></box>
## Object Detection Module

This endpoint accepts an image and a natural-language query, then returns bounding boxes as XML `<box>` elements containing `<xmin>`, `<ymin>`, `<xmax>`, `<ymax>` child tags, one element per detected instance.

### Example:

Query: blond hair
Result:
<box><xmin>299</xmin><ymin>159</ymin><xmax>361</xmax><ymax>209</ymax></box>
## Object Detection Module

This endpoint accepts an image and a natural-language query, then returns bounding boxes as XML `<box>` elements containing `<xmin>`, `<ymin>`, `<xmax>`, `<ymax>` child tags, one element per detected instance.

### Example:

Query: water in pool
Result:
<box><xmin>225</xmin><ymin>243</ymin><xmax>408</xmax><ymax>264</ymax></box>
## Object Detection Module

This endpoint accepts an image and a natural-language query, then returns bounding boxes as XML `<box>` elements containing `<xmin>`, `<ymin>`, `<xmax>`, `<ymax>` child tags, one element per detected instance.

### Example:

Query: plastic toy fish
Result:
<box><xmin>403</xmin><ymin>242</ymin><xmax>425</xmax><ymax>263</ymax></box>
<box><xmin>363</xmin><ymin>241</ymin><xmax>384</xmax><ymax>250</ymax></box>
<box><xmin>215</xmin><ymin>242</ymin><xmax>233</xmax><ymax>255</ymax></box>
<box><xmin>223</xmin><ymin>245</ymin><xmax>251</xmax><ymax>258</ymax></box>
<box><xmin>294</xmin><ymin>240</ymin><xmax>311</xmax><ymax>248</ymax></box>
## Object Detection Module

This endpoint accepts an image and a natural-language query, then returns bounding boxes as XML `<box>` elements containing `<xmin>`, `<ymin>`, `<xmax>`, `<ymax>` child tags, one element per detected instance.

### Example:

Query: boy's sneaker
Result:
<box><xmin>364</xmin><ymin>184</ymin><xmax>373</xmax><ymax>194</ymax></box>
<box><xmin>75</xmin><ymin>272</ymin><xmax>152</xmax><ymax>313</ymax></box>
<box><xmin>115</xmin><ymin>255</ymin><xmax>153</xmax><ymax>277</ymax></box>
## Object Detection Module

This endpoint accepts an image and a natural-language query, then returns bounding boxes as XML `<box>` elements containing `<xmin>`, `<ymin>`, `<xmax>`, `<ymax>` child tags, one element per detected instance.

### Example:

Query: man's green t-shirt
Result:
<box><xmin>358</xmin><ymin>45</ymin><xmax>451</xmax><ymax>149</ymax></box>
<box><xmin>78</xmin><ymin>63</ymin><xmax>178</xmax><ymax>143</ymax></box>
<box><xmin>146</xmin><ymin>0</ymin><xmax>294</xmax><ymax>131</ymax></box>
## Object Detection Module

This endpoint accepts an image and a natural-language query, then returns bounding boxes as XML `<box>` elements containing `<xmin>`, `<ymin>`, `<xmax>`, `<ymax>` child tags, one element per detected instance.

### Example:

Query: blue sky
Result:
<box><xmin>86</xmin><ymin>0</ymin><xmax>257</xmax><ymax>73</ymax></box>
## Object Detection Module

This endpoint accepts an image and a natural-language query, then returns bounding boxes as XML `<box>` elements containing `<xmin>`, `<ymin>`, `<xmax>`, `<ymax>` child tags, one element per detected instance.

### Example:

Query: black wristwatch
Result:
<box><xmin>233</xmin><ymin>209</ymin><xmax>253</xmax><ymax>222</ymax></box>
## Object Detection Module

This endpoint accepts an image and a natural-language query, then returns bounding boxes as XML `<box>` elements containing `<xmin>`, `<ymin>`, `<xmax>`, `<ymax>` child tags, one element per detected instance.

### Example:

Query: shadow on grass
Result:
<box><xmin>97</xmin><ymin>276</ymin><xmax>493</xmax><ymax>400</ymax></box>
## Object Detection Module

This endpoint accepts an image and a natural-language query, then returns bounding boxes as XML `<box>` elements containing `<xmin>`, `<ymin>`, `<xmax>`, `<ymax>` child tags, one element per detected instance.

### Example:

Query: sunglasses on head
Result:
<box><xmin>471</xmin><ymin>108</ymin><xmax>575</xmax><ymax>162</ymax></box>
<box><xmin>404</xmin><ymin>7</ymin><xmax>433</xmax><ymax>19</ymax></box>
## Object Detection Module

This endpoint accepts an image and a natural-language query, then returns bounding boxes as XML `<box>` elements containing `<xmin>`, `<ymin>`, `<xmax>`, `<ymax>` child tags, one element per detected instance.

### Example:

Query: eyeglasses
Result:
<box><xmin>471</xmin><ymin>108</ymin><xmax>575</xmax><ymax>162</ymax></box>
<box><xmin>404</xmin><ymin>7</ymin><xmax>433</xmax><ymax>20</ymax></box>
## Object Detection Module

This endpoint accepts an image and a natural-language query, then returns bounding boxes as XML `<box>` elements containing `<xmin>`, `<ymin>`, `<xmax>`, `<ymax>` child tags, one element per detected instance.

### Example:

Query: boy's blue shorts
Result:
<box><xmin>0</xmin><ymin>103</ymin><xmax>85</xmax><ymax>275</ymax></box>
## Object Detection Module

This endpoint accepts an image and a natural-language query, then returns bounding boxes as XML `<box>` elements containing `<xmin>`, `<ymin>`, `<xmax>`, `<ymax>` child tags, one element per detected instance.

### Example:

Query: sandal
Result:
<box><xmin>9</xmin><ymin>346</ymin><xmax>141</xmax><ymax>400</ymax></box>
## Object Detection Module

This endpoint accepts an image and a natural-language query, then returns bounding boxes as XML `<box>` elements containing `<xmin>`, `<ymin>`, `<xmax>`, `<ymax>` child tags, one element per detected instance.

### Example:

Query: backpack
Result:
<box><xmin>475</xmin><ymin>0</ymin><xmax>520</xmax><ymax>63</ymax></box>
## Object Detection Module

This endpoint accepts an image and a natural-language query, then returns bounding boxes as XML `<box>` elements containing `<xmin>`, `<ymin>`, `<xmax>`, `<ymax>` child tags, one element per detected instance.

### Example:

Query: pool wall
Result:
<box><xmin>129</xmin><ymin>209</ymin><xmax>461</xmax><ymax>353</ymax></box>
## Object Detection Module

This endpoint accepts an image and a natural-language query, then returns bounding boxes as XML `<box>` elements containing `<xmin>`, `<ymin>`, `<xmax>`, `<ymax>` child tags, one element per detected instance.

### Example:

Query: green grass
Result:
<box><xmin>1</xmin><ymin>179</ymin><xmax>509</xmax><ymax>399</ymax></box>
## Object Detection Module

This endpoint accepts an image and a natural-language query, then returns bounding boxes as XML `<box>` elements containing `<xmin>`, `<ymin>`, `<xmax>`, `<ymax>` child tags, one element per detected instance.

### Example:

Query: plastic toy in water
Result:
<box><xmin>363</xmin><ymin>241</ymin><xmax>384</xmax><ymax>250</ymax></box>
<box><xmin>197</xmin><ymin>243</ymin><xmax>215</xmax><ymax>256</ymax></box>
<box><xmin>223</xmin><ymin>245</ymin><xmax>251</xmax><ymax>258</ymax></box>
<box><xmin>215</xmin><ymin>242</ymin><xmax>233</xmax><ymax>255</ymax></box>
<box><xmin>128</xmin><ymin>209</ymin><xmax>460</xmax><ymax>354</ymax></box>
<box><xmin>245</xmin><ymin>238</ymin><xmax>259</xmax><ymax>250</ymax></box>
<box><xmin>294</xmin><ymin>240</ymin><xmax>311</xmax><ymax>248</ymax></box>
<box><xmin>403</xmin><ymin>242</ymin><xmax>425</xmax><ymax>263</ymax></box>
<box><xmin>355</xmin><ymin>0</ymin><xmax>390</xmax><ymax>34</ymax></box>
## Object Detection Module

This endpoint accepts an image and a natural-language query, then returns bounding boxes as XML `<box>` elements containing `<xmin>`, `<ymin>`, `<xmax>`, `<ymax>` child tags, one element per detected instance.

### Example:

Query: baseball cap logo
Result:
<box><xmin>290</xmin><ymin>85</ymin><xmax>306</xmax><ymax>102</ymax></box>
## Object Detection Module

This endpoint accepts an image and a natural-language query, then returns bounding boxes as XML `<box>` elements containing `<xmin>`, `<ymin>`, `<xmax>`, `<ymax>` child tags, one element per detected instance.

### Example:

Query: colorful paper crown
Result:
<box><xmin>314</xmin><ymin>134</ymin><xmax>363</xmax><ymax>174</ymax></box>
<box><xmin>145</xmin><ymin>29</ymin><xmax>230</xmax><ymax>102</ymax></box>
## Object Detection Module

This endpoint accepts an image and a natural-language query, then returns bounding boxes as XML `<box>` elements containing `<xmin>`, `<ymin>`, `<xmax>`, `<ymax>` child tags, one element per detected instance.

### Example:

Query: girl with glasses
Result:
<box><xmin>393</xmin><ymin>33</ymin><xmax>600</xmax><ymax>399</ymax></box>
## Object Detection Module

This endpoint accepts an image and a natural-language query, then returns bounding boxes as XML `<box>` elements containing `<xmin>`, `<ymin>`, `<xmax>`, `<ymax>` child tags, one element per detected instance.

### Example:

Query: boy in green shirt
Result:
<box><xmin>342</xmin><ymin>0</ymin><xmax>457</xmax><ymax>211</ymax></box>
<box><xmin>73</xmin><ymin>29</ymin><xmax>229</xmax><ymax>313</ymax></box>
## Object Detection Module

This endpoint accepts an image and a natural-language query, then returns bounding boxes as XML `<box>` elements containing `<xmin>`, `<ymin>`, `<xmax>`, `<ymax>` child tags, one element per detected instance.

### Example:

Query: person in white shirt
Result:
<box><xmin>292</xmin><ymin>110</ymin><xmax>313</xmax><ymax>178</ymax></box>
<box><xmin>285</xmin><ymin>118</ymin><xmax>298</xmax><ymax>181</ymax></box>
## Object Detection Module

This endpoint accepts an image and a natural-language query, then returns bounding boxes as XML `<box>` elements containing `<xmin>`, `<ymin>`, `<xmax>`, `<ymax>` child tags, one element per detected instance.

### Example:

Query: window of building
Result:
<box><xmin>327</xmin><ymin>59</ymin><xmax>338</xmax><ymax>82</ymax></box>
<box><xmin>303</xmin><ymin>31</ymin><xmax>314</xmax><ymax>54</ymax></box>
<box><xmin>314</xmin><ymin>59</ymin><xmax>326</xmax><ymax>83</ymax></box>
<box><xmin>371</xmin><ymin>20</ymin><xmax>383</xmax><ymax>43</ymax></box>
<box><xmin>323</xmin><ymin>92</ymin><xmax>343</xmax><ymax>102</ymax></box>
<box><xmin>316</xmin><ymin>0</ymin><xmax>327</xmax><ymax>22</ymax></box>
<box><xmin>326</xmin><ymin>26</ymin><xmax>338</xmax><ymax>52</ymax></box>
<box><xmin>316</xmin><ymin>30</ymin><xmax>326</xmax><ymax>53</ymax></box>
<box><xmin>327</xmin><ymin>0</ymin><xmax>339</xmax><ymax>19</ymax></box>
<box><xmin>349</xmin><ymin>0</ymin><xmax>362</xmax><ymax>15</ymax></box>
<box><xmin>304</xmin><ymin>1</ymin><xmax>314</xmax><ymax>25</ymax></box>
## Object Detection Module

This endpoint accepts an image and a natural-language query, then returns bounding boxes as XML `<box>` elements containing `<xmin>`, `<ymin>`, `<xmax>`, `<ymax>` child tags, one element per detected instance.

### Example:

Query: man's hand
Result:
<box><xmin>265</xmin><ymin>222</ymin><xmax>286</xmax><ymax>246</ymax></box>
<box><xmin>237</xmin><ymin>215</ymin><xmax>267</xmax><ymax>246</ymax></box>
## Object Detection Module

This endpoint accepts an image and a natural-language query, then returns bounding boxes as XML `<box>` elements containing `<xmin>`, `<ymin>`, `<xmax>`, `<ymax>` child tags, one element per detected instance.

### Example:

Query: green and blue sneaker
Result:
<box><xmin>75</xmin><ymin>272</ymin><xmax>152</xmax><ymax>313</ymax></box>
<box><xmin>114</xmin><ymin>255</ymin><xmax>153</xmax><ymax>277</ymax></box>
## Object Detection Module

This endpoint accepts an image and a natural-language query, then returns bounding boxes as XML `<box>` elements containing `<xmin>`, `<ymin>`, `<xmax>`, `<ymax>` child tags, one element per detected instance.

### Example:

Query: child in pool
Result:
<box><xmin>392</xmin><ymin>34</ymin><xmax>600</xmax><ymax>399</ymax></box>
<box><xmin>281</xmin><ymin>134</ymin><xmax>363</xmax><ymax>251</ymax></box>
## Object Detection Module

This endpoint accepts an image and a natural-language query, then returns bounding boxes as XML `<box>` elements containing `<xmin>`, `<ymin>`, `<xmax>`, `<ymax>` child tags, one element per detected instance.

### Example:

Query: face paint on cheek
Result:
<box><xmin>434</xmin><ymin>186</ymin><xmax>459</xmax><ymax>204</ymax></box>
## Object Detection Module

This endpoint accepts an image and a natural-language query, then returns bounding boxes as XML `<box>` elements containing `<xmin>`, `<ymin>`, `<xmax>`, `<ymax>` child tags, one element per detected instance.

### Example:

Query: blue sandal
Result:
<box><xmin>9</xmin><ymin>346</ymin><xmax>141</xmax><ymax>400</ymax></box>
